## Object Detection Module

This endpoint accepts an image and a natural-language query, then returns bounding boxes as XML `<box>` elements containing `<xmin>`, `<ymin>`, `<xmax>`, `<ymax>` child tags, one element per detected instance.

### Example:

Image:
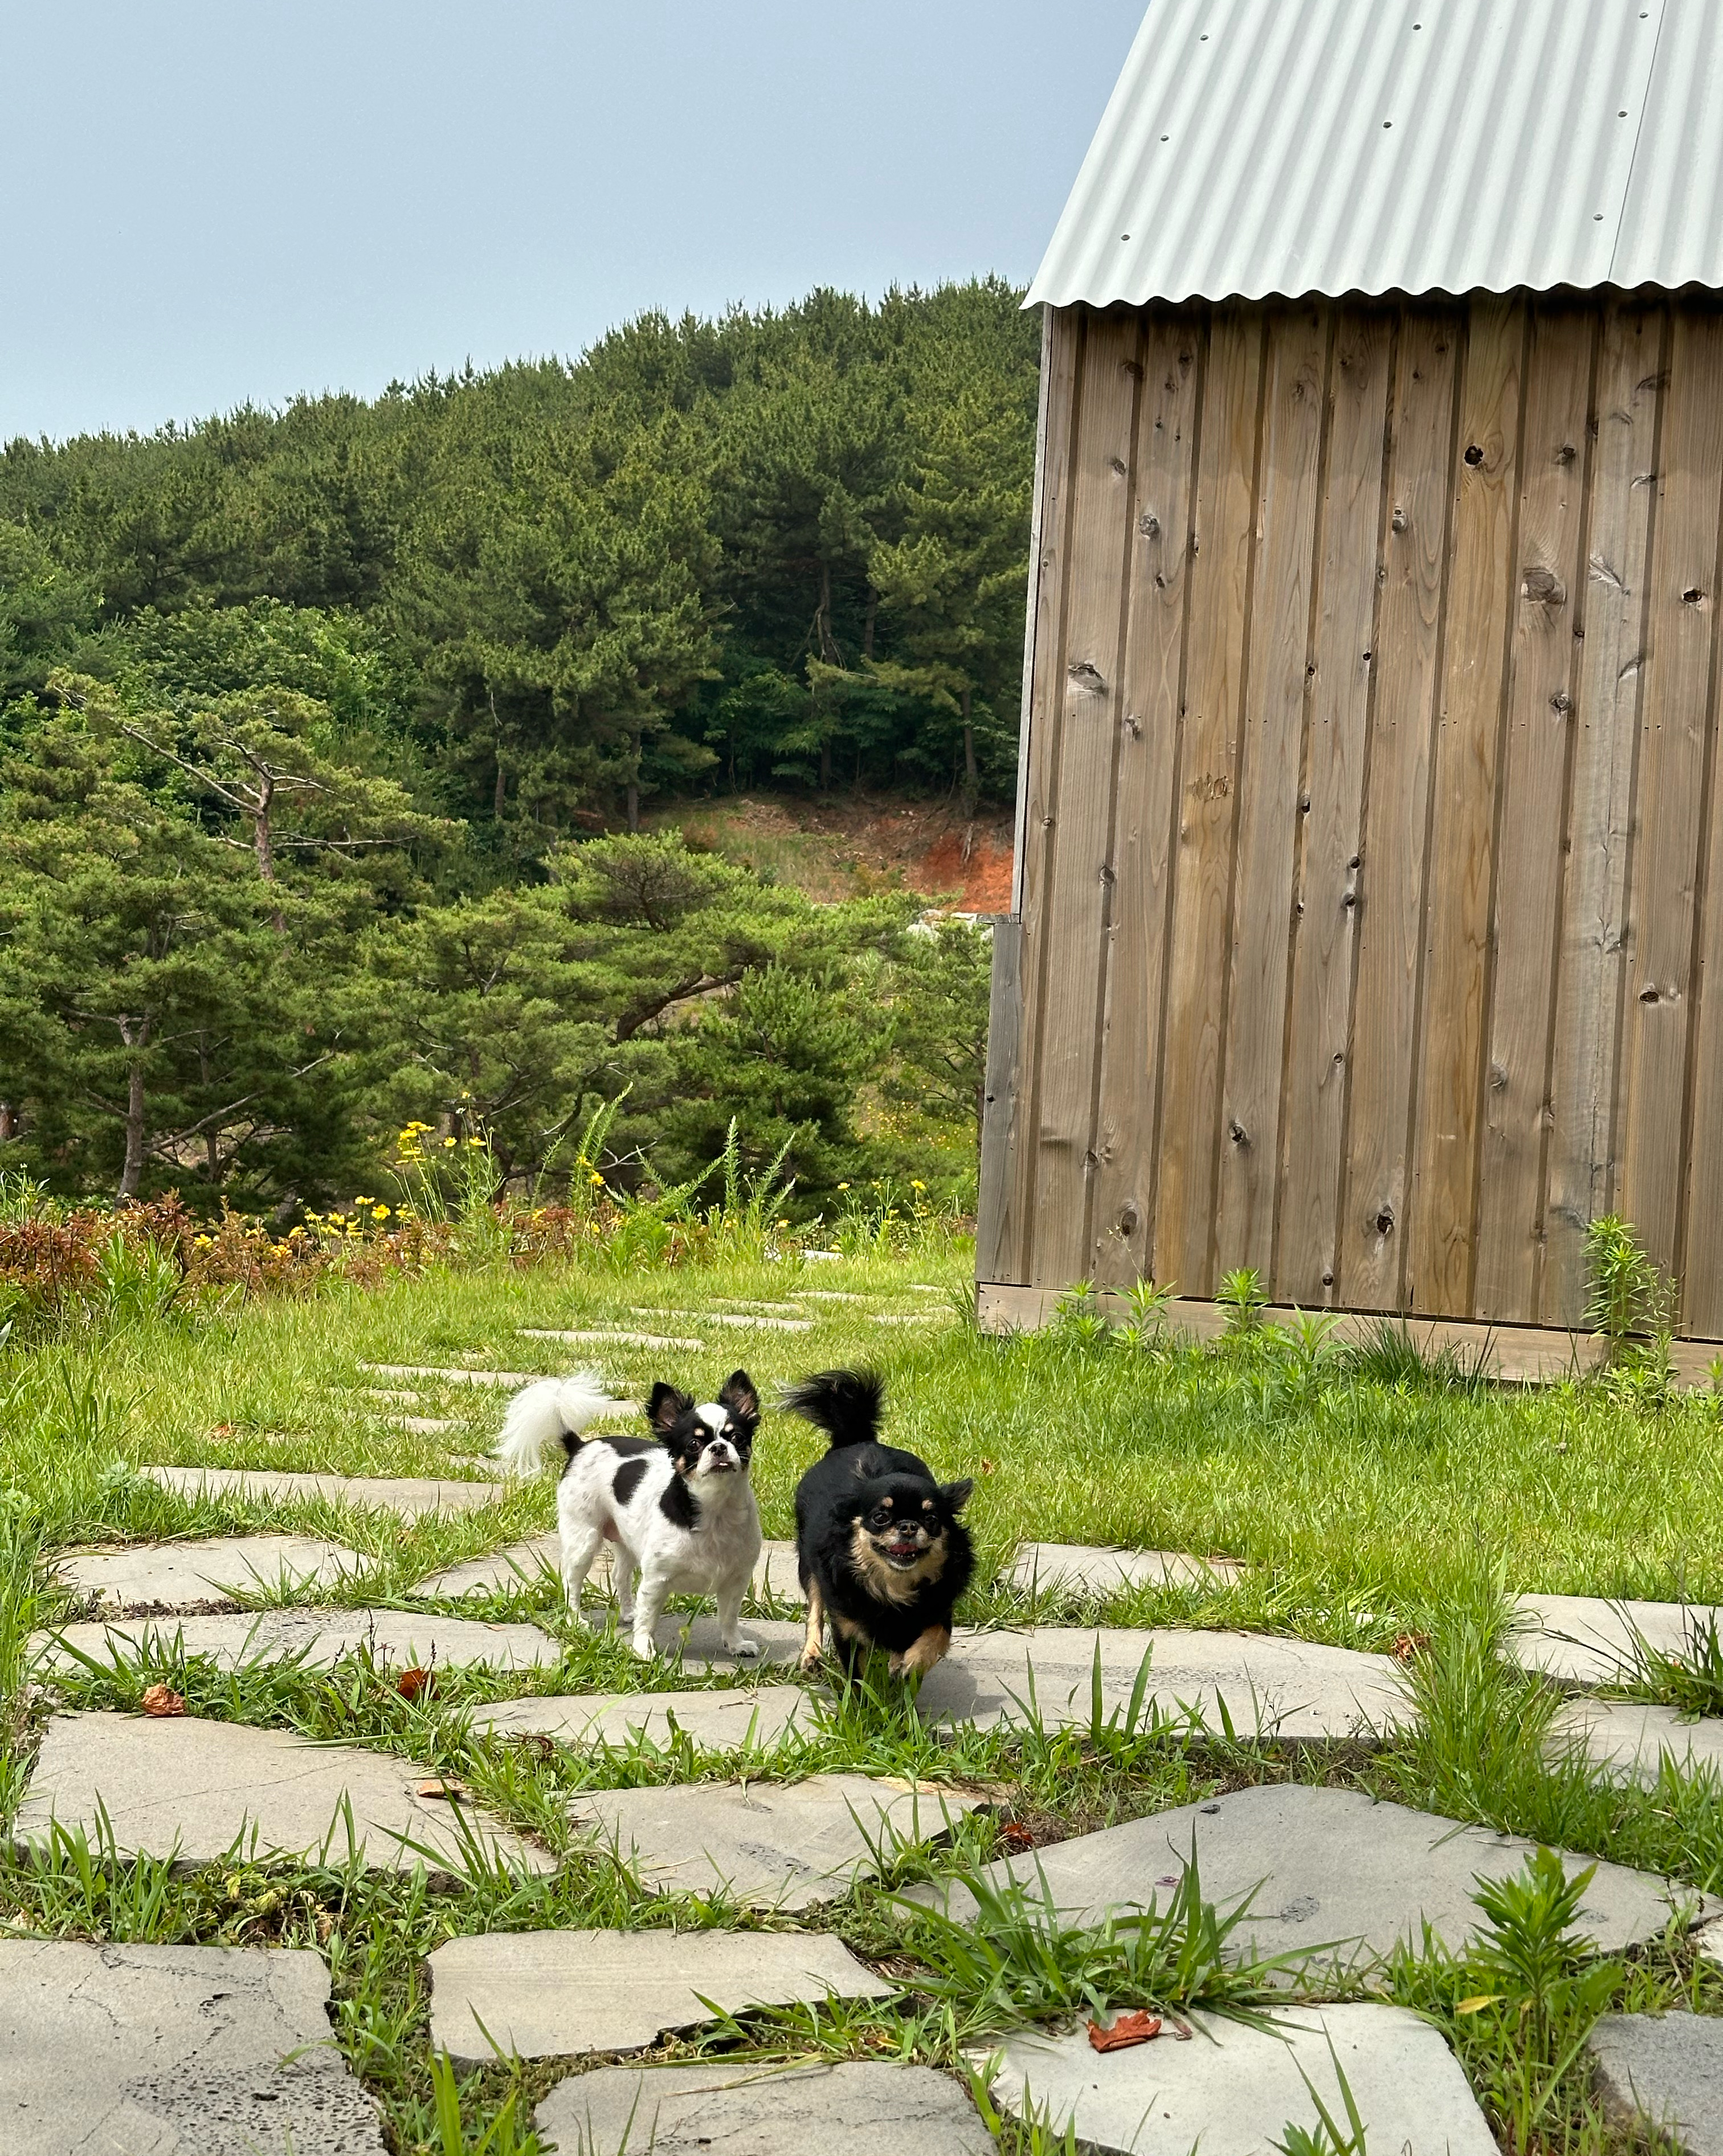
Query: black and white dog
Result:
<box><xmin>494</xmin><ymin>1369</ymin><xmax>762</xmax><ymax>1660</ymax></box>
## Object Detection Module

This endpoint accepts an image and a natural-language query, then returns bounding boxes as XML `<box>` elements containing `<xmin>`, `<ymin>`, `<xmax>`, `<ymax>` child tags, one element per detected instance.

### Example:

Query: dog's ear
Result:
<box><xmin>647</xmin><ymin>1382</ymin><xmax>694</xmax><ymax>1434</ymax></box>
<box><xmin>718</xmin><ymin>1369</ymin><xmax>760</xmax><ymax>1429</ymax></box>
<box><xmin>941</xmin><ymin>1478</ymin><xmax>975</xmax><ymax>1515</ymax></box>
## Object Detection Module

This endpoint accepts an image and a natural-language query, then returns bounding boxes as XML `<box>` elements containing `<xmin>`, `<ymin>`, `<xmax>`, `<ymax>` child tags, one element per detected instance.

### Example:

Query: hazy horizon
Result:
<box><xmin>3</xmin><ymin>1</ymin><xmax>1143</xmax><ymax>447</ymax></box>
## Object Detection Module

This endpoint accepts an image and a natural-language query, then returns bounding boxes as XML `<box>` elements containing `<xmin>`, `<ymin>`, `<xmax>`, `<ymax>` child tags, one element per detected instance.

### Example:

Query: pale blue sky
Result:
<box><xmin>3</xmin><ymin>1</ymin><xmax>1145</xmax><ymax>444</ymax></box>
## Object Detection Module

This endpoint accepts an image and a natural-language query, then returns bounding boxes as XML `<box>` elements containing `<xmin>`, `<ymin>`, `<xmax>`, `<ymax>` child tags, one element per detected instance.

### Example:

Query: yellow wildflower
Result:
<box><xmin>373</xmin><ymin>1205</ymin><xmax>390</xmax><ymax>1221</ymax></box>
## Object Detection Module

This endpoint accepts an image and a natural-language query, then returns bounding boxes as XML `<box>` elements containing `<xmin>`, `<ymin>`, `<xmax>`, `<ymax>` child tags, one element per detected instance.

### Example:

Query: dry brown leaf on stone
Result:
<box><xmin>416</xmin><ymin>1778</ymin><xmax>468</xmax><ymax>1803</ymax></box>
<box><xmin>1088</xmin><ymin>2012</ymin><xmax>1163</xmax><ymax>2053</ymax></box>
<box><xmin>141</xmin><ymin>1684</ymin><xmax>186</xmax><ymax>1717</ymax></box>
<box><xmin>998</xmin><ymin>1822</ymin><xmax>1035</xmax><ymax>1854</ymax></box>
<box><xmin>1391</xmin><ymin>1631</ymin><xmax>1431</xmax><ymax>1662</ymax></box>
<box><xmin>397</xmin><ymin>1666</ymin><xmax>436</xmax><ymax>1701</ymax></box>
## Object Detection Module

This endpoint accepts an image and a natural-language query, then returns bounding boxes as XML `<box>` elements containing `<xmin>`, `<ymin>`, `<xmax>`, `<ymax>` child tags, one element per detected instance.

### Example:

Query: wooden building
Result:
<box><xmin>977</xmin><ymin>0</ymin><xmax>1723</xmax><ymax>1345</ymax></box>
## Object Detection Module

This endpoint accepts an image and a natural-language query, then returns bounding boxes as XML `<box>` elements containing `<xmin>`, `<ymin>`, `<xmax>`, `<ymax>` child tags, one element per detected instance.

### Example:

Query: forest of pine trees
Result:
<box><xmin>0</xmin><ymin>281</ymin><xmax>1038</xmax><ymax>1218</ymax></box>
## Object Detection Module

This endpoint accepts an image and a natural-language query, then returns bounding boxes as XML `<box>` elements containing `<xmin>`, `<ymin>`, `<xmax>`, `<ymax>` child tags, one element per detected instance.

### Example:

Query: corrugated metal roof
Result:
<box><xmin>1028</xmin><ymin>0</ymin><xmax>1723</xmax><ymax>308</ymax></box>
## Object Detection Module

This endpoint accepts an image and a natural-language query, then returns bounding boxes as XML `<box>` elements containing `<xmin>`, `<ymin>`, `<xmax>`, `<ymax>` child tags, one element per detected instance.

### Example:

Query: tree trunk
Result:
<box><xmin>489</xmin><ymin>688</ymin><xmax>507</xmax><ymax>817</ymax></box>
<box><xmin>862</xmin><ymin>586</ymin><xmax>877</xmax><ymax>661</ymax></box>
<box><xmin>0</xmin><ymin>1103</ymin><xmax>15</xmax><ymax>1143</ymax></box>
<box><xmin>252</xmin><ymin>775</ymin><xmax>287</xmax><ymax>933</ymax></box>
<box><xmin>960</xmin><ymin>686</ymin><xmax>978</xmax><ymax>855</ymax></box>
<box><xmin>117</xmin><ymin>1016</ymin><xmax>150</xmax><ymax>1201</ymax></box>
<box><xmin>626</xmin><ymin>731</ymin><xmax>642</xmax><ymax>832</ymax></box>
<box><xmin>815</xmin><ymin>561</ymin><xmax>840</xmax><ymax>665</ymax></box>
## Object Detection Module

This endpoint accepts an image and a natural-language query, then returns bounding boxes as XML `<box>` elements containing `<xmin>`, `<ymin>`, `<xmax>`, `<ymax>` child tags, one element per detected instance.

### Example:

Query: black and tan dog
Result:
<box><xmin>783</xmin><ymin>1368</ymin><xmax>974</xmax><ymax>1679</ymax></box>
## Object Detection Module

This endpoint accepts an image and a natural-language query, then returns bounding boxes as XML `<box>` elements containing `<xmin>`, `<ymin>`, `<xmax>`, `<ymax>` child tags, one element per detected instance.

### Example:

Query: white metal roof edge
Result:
<box><xmin>1028</xmin><ymin>0</ymin><xmax>1722</xmax><ymax>312</ymax></box>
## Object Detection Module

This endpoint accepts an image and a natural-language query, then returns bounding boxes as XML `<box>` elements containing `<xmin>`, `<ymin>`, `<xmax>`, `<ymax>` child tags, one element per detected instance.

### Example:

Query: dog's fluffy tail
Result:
<box><xmin>493</xmin><ymin>1370</ymin><xmax>623</xmax><ymax>1478</ymax></box>
<box><xmin>781</xmin><ymin>1368</ymin><xmax>883</xmax><ymax>1450</ymax></box>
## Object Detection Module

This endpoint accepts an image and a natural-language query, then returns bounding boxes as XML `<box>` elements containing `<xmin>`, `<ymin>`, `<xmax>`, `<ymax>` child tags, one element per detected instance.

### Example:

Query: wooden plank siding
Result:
<box><xmin>1214</xmin><ymin>305</ymin><xmax>1330</xmax><ymax>1279</ymax></box>
<box><xmin>1089</xmin><ymin>316</ymin><xmax>1204</xmax><ymax>1288</ymax></box>
<box><xmin>1152</xmin><ymin>308</ymin><xmax>1267</xmax><ymax>1296</ymax></box>
<box><xmin>1279</xmin><ymin>308</ymin><xmax>1395</xmax><ymax>1303</ymax></box>
<box><xmin>1472</xmin><ymin>305</ymin><xmax>1597</xmax><ymax>1321</ymax></box>
<box><xmin>1541</xmin><ymin>303</ymin><xmax>1666</xmax><ymax>1326</ymax></box>
<box><xmin>1337</xmin><ymin>312</ymin><xmax>1461</xmax><ymax>1309</ymax></box>
<box><xmin>980</xmin><ymin>292</ymin><xmax>1723</xmax><ymax>1340</ymax></box>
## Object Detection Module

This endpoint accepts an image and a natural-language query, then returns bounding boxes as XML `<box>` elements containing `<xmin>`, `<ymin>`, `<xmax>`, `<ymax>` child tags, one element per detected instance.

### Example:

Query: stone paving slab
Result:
<box><xmin>589</xmin><ymin>1610</ymin><xmax>809</xmax><ymax>1671</ymax></box>
<box><xmin>987</xmin><ymin>2003</ymin><xmax>1496</xmax><ymax>2155</ymax></box>
<box><xmin>1508</xmin><ymin>1593</ymin><xmax>1723</xmax><ymax>1685</ymax></box>
<box><xmin>428</xmin><ymin>1928</ymin><xmax>891</xmax><ymax>2064</ymax></box>
<box><xmin>411</xmin><ymin>1534</ymin><xmax>565</xmax><ymax>1599</ymax></box>
<box><xmin>914</xmin><ymin>1782</ymin><xmax>1704</xmax><ymax>1964</ymax></box>
<box><xmin>55</xmin><ymin>1535</ymin><xmax>365</xmax><ymax>1614</ymax></box>
<box><xmin>521</xmin><ymin>1325</ymin><xmax>705</xmax><ymax>1350</ymax></box>
<box><xmin>573</xmin><ymin>1774</ymin><xmax>978</xmax><ymax>1909</ymax></box>
<box><xmin>361</xmin><ymin>1363</ymin><xmax>537</xmax><ymax>1386</ymax></box>
<box><xmin>1590</xmin><ymin>2011</ymin><xmax>1723</xmax><ymax>2153</ymax></box>
<box><xmin>630</xmin><ymin>1306</ymin><xmax>812</xmax><ymax>1332</ymax></box>
<box><xmin>1007</xmin><ymin>1543</ymin><xmax>1246</xmax><ymax>1597</ymax></box>
<box><xmin>145</xmin><ymin>1463</ymin><xmax>511</xmax><ymax>1515</ymax></box>
<box><xmin>752</xmin><ymin>1538</ymin><xmax>805</xmax><ymax>1603</ymax></box>
<box><xmin>14</xmin><ymin>1711</ymin><xmax>553</xmax><ymax>1876</ymax></box>
<box><xmin>1551</xmin><ymin>1696</ymin><xmax>1723</xmax><ymax>1786</ymax></box>
<box><xmin>472</xmin><ymin>1684</ymin><xmax>810</xmax><ymax>1750</ymax></box>
<box><xmin>0</xmin><ymin>1938</ymin><xmax>386</xmax><ymax>2155</ymax></box>
<box><xmin>402</xmin><ymin>1415</ymin><xmax>459</xmax><ymax>1435</ymax></box>
<box><xmin>33</xmin><ymin>1607</ymin><xmax>561</xmax><ymax>1676</ymax></box>
<box><xmin>536</xmin><ymin>2059</ymin><xmax>993</xmax><ymax>2154</ymax></box>
<box><xmin>914</xmin><ymin>1625</ymin><xmax>1404</xmax><ymax>1742</ymax></box>
<box><xmin>798</xmin><ymin>1290</ymin><xmax>869</xmax><ymax>1302</ymax></box>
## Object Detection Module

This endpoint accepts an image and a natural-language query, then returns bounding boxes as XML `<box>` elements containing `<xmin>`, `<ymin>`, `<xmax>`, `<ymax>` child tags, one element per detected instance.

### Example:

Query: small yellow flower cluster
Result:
<box><xmin>395</xmin><ymin>1120</ymin><xmax>433</xmax><ymax>1163</ymax></box>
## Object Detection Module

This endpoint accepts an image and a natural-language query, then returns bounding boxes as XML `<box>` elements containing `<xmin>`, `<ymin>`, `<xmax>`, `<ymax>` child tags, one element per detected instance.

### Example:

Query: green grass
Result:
<box><xmin>6</xmin><ymin>1248</ymin><xmax>1723</xmax><ymax>2150</ymax></box>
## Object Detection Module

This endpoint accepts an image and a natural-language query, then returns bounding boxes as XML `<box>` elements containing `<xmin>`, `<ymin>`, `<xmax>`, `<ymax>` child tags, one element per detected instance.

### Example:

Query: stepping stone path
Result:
<box><xmin>0</xmin><ymin>1939</ymin><xmax>386</xmax><ymax>2155</ymax></box>
<box><xmin>914</xmin><ymin>1624</ymin><xmax>1403</xmax><ymax>1741</ymax></box>
<box><xmin>573</xmin><ymin>1774</ymin><xmax>978</xmax><ymax>1909</ymax></box>
<box><xmin>34</xmin><ymin>1607</ymin><xmax>560</xmax><ymax>1675</ymax></box>
<box><xmin>536</xmin><ymin>2059</ymin><xmax>993</xmax><ymax>2155</ymax></box>
<box><xmin>631</xmin><ymin>1306</ymin><xmax>812</xmax><ymax>1331</ymax></box>
<box><xmin>1508</xmin><ymin>1592</ymin><xmax>1723</xmax><ymax>1684</ymax></box>
<box><xmin>1007</xmin><ymin>1543</ymin><xmax>1244</xmax><ymax>1595</ymax></box>
<box><xmin>473</xmin><ymin>1684</ymin><xmax>809</xmax><ymax>1751</ymax></box>
<box><xmin>15</xmin><ymin>1711</ymin><xmax>552</xmax><ymax>1876</ymax></box>
<box><xmin>427</xmin><ymin>1928</ymin><xmax>891</xmax><ymax>2064</ymax></box>
<box><xmin>594</xmin><ymin>1610</ymin><xmax>808</xmax><ymax>1668</ymax></box>
<box><xmin>1551</xmin><ymin>1696</ymin><xmax>1723</xmax><ymax>1786</ymax></box>
<box><xmin>752</xmin><ymin>1537</ymin><xmax>806</xmax><ymax>1603</ymax></box>
<box><xmin>411</xmin><ymin>1535</ymin><xmax>803</xmax><ymax>1605</ymax></box>
<box><xmin>521</xmin><ymin>1325</ymin><xmax>704</xmax><ymax>1350</ymax></box>
<box><xmin>988</xmin><ymin>2003</ymin><xmax>1496</xmax><ymax>2155</ymax></box>
<box><xmin>361</xmin><ymin>1363</ymin><xmax>536</xmax><ymax>1386</ymax></box>
<box><xmin>1590</xmin><ymin>2012</ymin><xmax>1723</xmax><ymax>2153</ymax></box>
<box><xmin>916</xmin><ymin>1783</ymin><xmax>1705</xmax><ymax>1965</ymax></box>
<box><xmin>410</xmin><ymin>1533</ymin><xmax>563</xmax><ymax>1599</ymax></box>
<box><xmin>55</xmin><ymin>1535</ymin><xmax>364</xmax><ymax>1614</ymax></box>
<box><xmin>145</xmin><ymin>1463</ymin><xmax>510</xmax><ymax>1515</ymax></box>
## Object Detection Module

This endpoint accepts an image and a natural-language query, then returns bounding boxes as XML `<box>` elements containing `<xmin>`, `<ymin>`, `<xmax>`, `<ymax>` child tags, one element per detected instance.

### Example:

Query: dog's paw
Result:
<box><xmin>887</xmin><ymin>1652</ymin><xmax>908</xmax><ymax>1679</ymax></box>
<box><xmin>726</xmin><ymin>1635</ymin><xmax>762</xmax><ymax>1659</ymax></box>
<box><xmin>628</xmin><ymin>1633</ymin><xmax>658</xmax><ymax>1660</ymax></box>
<box><xmin>797</xmin><ymin>1647</ymin><xmax>823</xmax><ymax>1676</ymax></box>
